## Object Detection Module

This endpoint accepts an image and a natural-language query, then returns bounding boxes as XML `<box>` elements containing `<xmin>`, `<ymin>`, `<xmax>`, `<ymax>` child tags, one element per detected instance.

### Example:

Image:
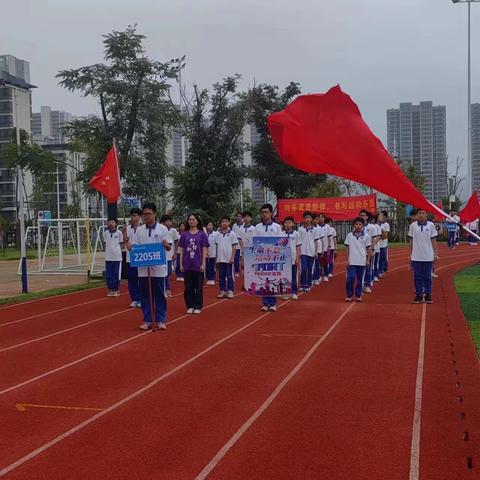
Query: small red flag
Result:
<box><xmin>88</xmin><ymin>143</ymin><xmax>122</xmax><ymax>203</ymax></box>
<box><xmin>267</xmin><ymin>85</ymin><xmax>437</xmax><ymax>214</ymax></box>
<box><xmin>460</xmin><ymin>192</ymin><xmax>480</xmax><ymax>223</ymax></box>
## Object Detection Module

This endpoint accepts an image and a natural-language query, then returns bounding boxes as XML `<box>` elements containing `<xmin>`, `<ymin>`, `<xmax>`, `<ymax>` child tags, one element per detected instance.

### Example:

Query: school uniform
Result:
<box><xmin>373</xmin><ymin>224</ymin><xmax>382</xmax><ymax>278</ymax></box>
<box><xmin>445</xmin><ymin>217</ymin><xmax>458</xmax><ymax>249</ymax></box>
<box><xmin>379</xmin><ymin>221</ymin><xmax>390</xmax><ymax>274</ymax></box>
<box><xmin>466</xmin><ymin>219</ymin><xmax>479</xmax><ymax>244</ymax></box>
<box><xmin>125</xmin><ymin>224</ymin><xmax>141</xmax><ymax>304</ymax></box>
<box><xmin>326</xmin><ymin>226</ymin><xmax>337</xmax><ymax>275</ymax></box>
<box><xmin>453</xmin><ymin>214</ymin><xmax>461</xmax><ymax>244</ymax></box>
<box><xmin>363</xmin><ymin>223</ymin><xmax>378</xmax><ymax>287</ymax></box>
<box><xmin>206</xmin><ymin>230</ymin><xmax>218</xmax><ymax>282</ymax></box>
<box><xmin>317</xmin><ymin>223</ymin><xmax>331</xmax><ymax>279</ymax></box>
<box><xmin>255</xmin><ymin>221</ymin><xmax>283</xmax><ymax>307</ymax></box>
<box><xmin>216</xmin><ymin>229</ymin><xmax>238</xmax><ymax>293</ymax></box>
<box><xmin>238</xmin><ymin>224</ymin><xmax>255</xmax><ymax>251</ymax></box>
<box><xmin>298</xmin><ymin>226</ymin><xmax>319</xmax><ymax>290</ymax></box>
<box><xmin>284</xmin><ymin>229</ymin><xmax>302</xmax><ymax>295</ymax></box>
<box><xmin>232</xmin><ymin>222</ymin><xmax>244</xmax><ymax>275</ymax></box>
<box><xmin>164</xmin><ymin>227</ymin><xmax>180</xmax><ymax>289</ymax></box>
<box><xmin>132</xmin><ymin>223</ymin><xmax>169</xmax><ymax>326</ymax></box>
<box><xmin>408</xmin><ymin>220</ymin><xmax>437</xmax><ymax>297</ymax></box>
<box><xmin>103</xmin><ymin>228</ymin><xmax>123</xmax><ymax>292</ymax></box>
<box><xmin>344</xmin><ymin>230</ymin><xmax>372</xmax><ymax>299</ymax></box>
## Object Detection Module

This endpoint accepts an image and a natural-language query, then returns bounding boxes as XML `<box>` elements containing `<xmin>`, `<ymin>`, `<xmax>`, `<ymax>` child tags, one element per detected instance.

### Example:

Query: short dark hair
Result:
<box><xmin>359</xmin><ymin>209</ymin><xmax>370</xmax><ymax>216</ymax></box>
<box><xmin>160</xmin><ymin>214</ymin><xmax>173</xmax><ymax>223</ymax></box>
<box><xmin>107</xmin><ymin>216</ymin><xmax>118</xmax><ymax>223</ymax></box>
<box><xmin>352</xmin><ymin>216</ymin><xmax>364</xmax><ymax>225</ymax></box>
<box><xmin>220</xmin><ymin>216</ymin><xmax>230</xmax><ymax>223</ymax></box>
<box><xmin>242</xmin><ymin>211</ymin><xmax>252</xmax><ymax>218</ymax></box>
<box><xmin>284</xmin><ymin>216</ymin><xmax>295</xmax><ymax>223</ymax></box>
<box><xmin>411</xmin><ymin>208</ymin><xmax>419</xmax><ymax>216</ymax></box>
<box><xmin>129</xmin><ymin>208</ymin><xmax>142</xmax><ymax>215</ymax></box>
<box><xmin>142</xmin><ymin>202</ymin><xmax>157</xmax><ymax>213</ymax></box>
<box><xmin>261</xmin><ymin>203</ymin><xmax>273</xmax><ymax>212</ymax></box>
<box><xmin>185</xmin><ymin>213</ymin><xmax>203</xmax><ymax>231</ymax></box>
<box><xmin>303</xmin><ymin>211</ymin><xmax>313</xmax><ymax>218</ymax></box>
<box><xmin>381</xmin><ymin>210</ymin><xmax>388</xmax><ymax>218</ymax></box>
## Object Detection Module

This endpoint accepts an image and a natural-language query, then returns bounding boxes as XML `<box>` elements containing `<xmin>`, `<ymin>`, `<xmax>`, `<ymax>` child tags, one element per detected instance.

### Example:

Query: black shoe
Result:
<box><xmin>424</xmin><ymin>294</ymin><xmax>433</xmax><ymax>304</ymax></box>
<box><xmin>412</xmin><ymin>294</ymin><xmax>423</xmax><ymax>304</ymax></box>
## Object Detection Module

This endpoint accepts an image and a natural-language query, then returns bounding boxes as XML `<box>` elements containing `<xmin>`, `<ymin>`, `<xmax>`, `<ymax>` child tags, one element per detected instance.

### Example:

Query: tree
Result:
<box><xmin>57</xmin><ymin>25</ymin><xmax>182</xmax><ymax>200</ymax></box>
<box><xmin>308</xmin><ymin>178</ymin><xmax>343</xmax><ymax>198</ymax></box>
<box><xmin>170</xmin><ymin>75</ymin><xmax>250</xmax><ymax>220</ymax></box>
<box><xmin>247</xmin><ymin>82</ymin><xmax>325</xmax><ymax>199</ymax></box>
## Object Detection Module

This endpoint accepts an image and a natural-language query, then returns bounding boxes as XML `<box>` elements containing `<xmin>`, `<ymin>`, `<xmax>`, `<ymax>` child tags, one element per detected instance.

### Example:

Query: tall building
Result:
<box><xmin>472</xmin><ymin>103</ymin><xmax>480</xmax><ymax>195</ymax></box>
<box><xmin>31</xmin><ymin>106</ymin><xmax>73</xmax><ymax>144</ymax></box>
<box><xmin>0</xmin><ymin>56</ymin><xmax>35</xmax><ymax>220</ymax></box>
<box><xmin>387</xmin><ymin>101</ymin><xmax>447</xmax><ymax>202</ymax></box>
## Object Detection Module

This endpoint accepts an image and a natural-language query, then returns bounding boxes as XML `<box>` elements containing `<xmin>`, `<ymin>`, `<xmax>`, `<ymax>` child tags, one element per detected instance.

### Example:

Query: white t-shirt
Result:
<box><xmin>254</xmin><ymin>221</ymin><xmax>283</xmax><ymax>237</ymax></box>
<box><xmin>466</xmin><ymin>219</ymin><xmax>478</xmax><ymax>231</ymax></box>
<box><xmin>232</xmin><ymin>223</ymin><xmax>244</xmax><ymax>251</ymax></box>
<box><xmin>298</xmin><ymin>226</ymin><xmax>319</xmax><ymax>257</ymax></box>
<box><xmin>238</xmin><ymin>224</ymin><xmax>256</xmax><ymax>252</ymax></box>
<box><xmin>344</xmin><ymin>231</ymin><xmax>372</xmax><ymax>266</ymax></box>
<box><xmin>315</xmin><ymin>224</ymin><xmax>330</xmax><ymax>253</ymax></box>
<box><xmin>125</xmin><ymin>224</ymin><xmax>140</xmax><ymax>263</ymax></box>
<box><xmin>373</xmin><ymin>224</ymin><xmax>382</xmax><ymax>253</ymax></box>
<box><xmin>328</xmin><ymin>226</ymin><xmax>337</xmax><ymax>250</ymax></box>
<box><xmin>164</xmin><ymin>227</ymin><xmax>180</xmax><ymax>261</ymax></box>
<box><xmin>132</xmin><ymin>223</ymin><xmax>169</xmax><ymax>277</ymax></box>
<box><xmin>206</xmin><ymin>231</ymin><xmax>218</xmax><ymax>258</ymax></box>
<box><xmin>284</xmin><ymin>229</ymin><xmax>302</xmax><ymax>263</ymax></box>
<box><xmin>103</xmin><ymin>229</ymin><xmax>123</xmax><ymax>262</ymax></box>
<box><xmin>408</xmin><ymin>221</ymin><xmax>438</xmax><ymax>262</ymax></box>
<box><xmin>215</xmin><ymin>230</ymin><xmax>238</xmax><ymax>263</ymax></box>
<box><xmin>379</xmin><ymin>222</ymin><xmax>390</xmax><ymax>248</ymax></box>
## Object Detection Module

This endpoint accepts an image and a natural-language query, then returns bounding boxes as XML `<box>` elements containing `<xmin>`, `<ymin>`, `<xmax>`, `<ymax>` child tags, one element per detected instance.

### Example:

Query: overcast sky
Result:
<box><xmin>2</xmin><ymin>0</ymin><xmax>479</xmax><ymax>185</ymax></box>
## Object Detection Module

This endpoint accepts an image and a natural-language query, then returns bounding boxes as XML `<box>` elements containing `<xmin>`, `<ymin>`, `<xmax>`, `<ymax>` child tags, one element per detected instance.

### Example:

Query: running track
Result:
<box><xmin>0</xmin><ymin>245</ymin><xmax>479</xmax><ymax>479</ymax></box>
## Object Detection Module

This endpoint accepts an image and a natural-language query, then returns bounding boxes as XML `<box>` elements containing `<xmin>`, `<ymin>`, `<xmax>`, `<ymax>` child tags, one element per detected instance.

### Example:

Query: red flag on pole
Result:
<box><xmin>267</xmin><ymin>85</ymin><xmax>438</xmax><ymax>215</ymax></box>
<box><xmin>460</xmin><ymin>192</ymin><xmax>480</xmax><ymax>223</ymax></box>
<box><xmin>88</xmin><ymin>143</ymin><xmax>122</xmax><ymax>203</ymax></box>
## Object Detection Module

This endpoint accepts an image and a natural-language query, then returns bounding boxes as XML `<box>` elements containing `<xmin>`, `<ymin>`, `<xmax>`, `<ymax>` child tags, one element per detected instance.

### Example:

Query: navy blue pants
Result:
<box><xmin>412</xmin><ymin>261</ymin><xmax>433</xmax><ymax>295</ymax></box>
<box><xmin>447</xmin><ymin>230</ymin><xmax>456</xmax><ymax>248</ymax></box>
<box><xmin>218</xmin><ymin>263</ymin><xmax>234</xmax><ymax>292</ymax></box>
<box><xmin>234</xmin><ymin>249</ymin><xmax>241</xmax><ymax>274</ymax></box>
<box><xmin>127</xmin><ymin>263</ymin><xmax>140</xmax><ymax>302</ymax></box>
<box><xmin>139</xmin><ymin>276</ymin><xmax>167</xmax><ymax>324</ymax></box>
<box><xmin>379</xmin><ymin>247</ymin><xmax>388</xmax><ymax>274</ymax></box>
<box><xmin>300</xmin><ymin>255</ymin><xmax>314</xmax><ymax>289</ymax></box>
<box><xmin>262</xmin><ymin>296</ymin><xmax>277</xmax><ymax>306</ymax></box>
<box><xmin>291</xmin><ymin>264</ymin><xmax>298</xmax><ymax>294</ymax></box>
<box><xmin>313</xmin><ymin>256</ymin><xmax>320</xmax><ymax>281</ymax></box>
<box><xmin>165</xmin><ymin>260</ymin><xmax>173</xmax><ymax>291</ymax></box>
<box><xmin>105</xmin><ymin>261</ymin><xmax>121</xmax><ymax>291</ymax></box>
<box><xmin>373</xmin><ymin>251</ymin><xmax>380</xmax><ymax>278</ymax></box>
<box><xmin>205</xmin><ymin>257</ymin><xmax>216</xmax><ymax>281</ymax></box>
<box><xmin>364</xmin><ymin>256</ymin><xmax>373</xmax><ymax>287</ymax></box>
<box><xmin>346</xmin><ymin>265</ymin><xmax>366</xmax><ymax>299</ymax></box>
<box><xmin>175</xmin><ymin>253</ymin><xmax>183</xmax><ymax>278</ymax></box>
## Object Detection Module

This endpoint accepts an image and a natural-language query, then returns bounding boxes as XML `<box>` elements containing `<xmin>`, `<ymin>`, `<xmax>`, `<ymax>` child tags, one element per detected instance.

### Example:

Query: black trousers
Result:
<box><xmin>184</xmin><ymin>270</ymin><xmax>204</xmax><ymax>309</ymax></box>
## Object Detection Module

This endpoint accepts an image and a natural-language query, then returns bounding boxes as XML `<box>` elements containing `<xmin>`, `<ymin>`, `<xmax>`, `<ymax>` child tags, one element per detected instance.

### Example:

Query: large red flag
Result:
<box><xmin>267</xmin><ymin>85</ymin><xmax>438</xmax><ymax>215</ymax></box>
<box><xmin>460</xmin><ymin>192</ymin><xmax>480</xmax><ymax>223</ymax></box>
<box><xmin>88</xmin><ymin>143</ymin><xmax>122</xmax><ymax>203</ymax></box>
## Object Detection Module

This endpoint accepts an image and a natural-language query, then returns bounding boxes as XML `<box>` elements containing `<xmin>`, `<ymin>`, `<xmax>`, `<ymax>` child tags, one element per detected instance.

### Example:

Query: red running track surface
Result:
<box><xmin>0</xmin><ymin>245</ymin><xmax>478</xmax><ymax>479</ymax></box>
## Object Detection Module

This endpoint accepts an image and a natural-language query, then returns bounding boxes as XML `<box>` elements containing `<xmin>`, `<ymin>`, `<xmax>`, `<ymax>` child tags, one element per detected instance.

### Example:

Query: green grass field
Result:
<box><xmin>455</xmin><ymin>264</ymin><xmax>480</xmax><ymax>357</ymax></box>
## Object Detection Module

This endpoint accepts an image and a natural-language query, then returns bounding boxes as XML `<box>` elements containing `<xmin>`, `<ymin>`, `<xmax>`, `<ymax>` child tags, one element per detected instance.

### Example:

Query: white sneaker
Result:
<box><xmin>112</xmin><ymin>291</ymin><xmax>121</xmax><ymax>297</ymax></box>
<box><xmin>158</xmin><ymin>322</ymin><xmax>167</xmax><ymax>330</ymax></box>
<box><xmin>234</xmin><ymin>273</ymin><xmax>239</xmax><ymax>278</ymax></box>
<box><xmin>291</xmin><ymin>294</ymin><xmax>298</xmax><ymax>300</ymax></box>
<box><xmin>138</xmin><ymin>322</ymin><xmax>150</xmax><ymax>331</ymax></box>
<box><xmin>269</xmin><ymin>305</ymin><xmax>277</xmax><ymax>312</ymax></box>
<box><xmin>193</xmin><ymin>309</ymin><xmax>201</xmax><ymax>314</ymax></box>
<box><xmin>313</xmin><ymin>280</ymin><xmax>320</xmax><ymax>286</ymax></box>
<box><xmin>167</xmin><ymin>290</ymin><xmax>172</xmax><ymax>297</ymax></box>
<box><xmin>373</xmin><ymin>277</ymin><xmax>380</xmax><ymax>282</ymax></box>
<box><xmin>282</xmin><ymin>295</ymin><xmax>290</xmax><ymax>300</ymax></box>
<box><xmin>207</xmin><ymin>280</ymin><xmax>215</xmax><ymax>286</ymax></box>
<box><xmin>136</xmin><ymin>302</ymin><xmax>142</xmax><ymax>308</ymax></box>
<box><xmin>323</xmin><ymin>276</ymin><xmax>329</xmax><ymax>282</ymax></box>
<box><xmin>187</xmin><ymin>308</ymin><xmax>194</xmax><ymax>314</ymax></box>
<box><xmin>227</xmin><ymin>291</ymin><xmax>234</xmax><ymax>298</ymax></box>
<box><xmin>328</xmin><ymin>273</ymin><xmax>333</xmax><ymax>278</ymax></box>
<box><xmin>364</xmin><ymin>286</ymin><xmax>372</xmax><ymax>294</ymax></box>
<box><xmin>129</xmin><ymin>301</ymin><xmax>137</xmax><ymax>308</ymax></box>
<box><xmin>107</xmin><ymin>291</ymin><xmax>115</xmax><ymax>297</ymax></box>
<box><xmin>176</xmin><ymin>277</ymin><xmax>184</xmax><ymax>282</ymax></box>
<box><xmin>217</xmin><ymin>291</ymin><xmax>226</xmax><ymax>298</ymax></box>
<box><xmin>261</xmin><ymin>306</ymin><xmax>269</xmax><ymax>311</ymax></box>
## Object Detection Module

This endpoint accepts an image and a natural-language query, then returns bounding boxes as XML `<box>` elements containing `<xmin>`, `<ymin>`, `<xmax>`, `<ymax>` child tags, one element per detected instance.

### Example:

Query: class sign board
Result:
<box><xmin>130</xmin><ymin>243</ymin><xmax>166</xmax><ymax>268</ymax></box>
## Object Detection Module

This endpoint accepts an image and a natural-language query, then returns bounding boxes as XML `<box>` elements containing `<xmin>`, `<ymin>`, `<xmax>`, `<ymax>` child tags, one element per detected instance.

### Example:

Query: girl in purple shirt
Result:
<box><xmin>178</xmin><ymin>214</ymin><xmax>209</xmax><ymax>314</ymax></box>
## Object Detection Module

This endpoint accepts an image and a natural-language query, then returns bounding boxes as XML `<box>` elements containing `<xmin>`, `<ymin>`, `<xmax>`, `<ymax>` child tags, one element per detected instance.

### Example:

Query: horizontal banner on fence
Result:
<box><xmin>277</xmin><ymin>194</ymin><xmax>377</xmax><ymax>222</ymax></box>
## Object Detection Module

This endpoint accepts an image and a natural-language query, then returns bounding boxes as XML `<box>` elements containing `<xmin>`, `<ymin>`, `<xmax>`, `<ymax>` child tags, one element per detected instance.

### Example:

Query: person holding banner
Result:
<box><xmin>178</xmin><ymin>213</ymin><xmax>209</xmax><ymax>314</ymax></box>
<box><xmin>131</xmin><ymin>203</ymin><xmax>170</xmax><ymax>330</ymax></box>
<box><xmin>255</xmin><ymin>204</ymin><xmax>283</xmax><ymax>312</ymax></box>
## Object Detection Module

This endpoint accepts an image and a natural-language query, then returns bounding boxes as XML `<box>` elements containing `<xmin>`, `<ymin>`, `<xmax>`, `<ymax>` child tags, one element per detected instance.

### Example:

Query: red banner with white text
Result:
<box><xmin>278</xmin><ymin>194</ymin><xmax>377</xmax><ymax>222</ymax></box>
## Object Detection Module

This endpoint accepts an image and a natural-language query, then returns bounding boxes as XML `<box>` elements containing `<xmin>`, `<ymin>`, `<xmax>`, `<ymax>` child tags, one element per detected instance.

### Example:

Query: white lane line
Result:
<box><xmin>409</xmin><ymin>303</ymin><xmax>427</xmax><ymax>480</ymax></box>
<box><xmin>0</xmin><ymin>294</ymin><xmax>242</xmax><ymax>397</ymax></box>
<box><xmin>194</xmin><ymin>302</ymin><xmax>356</xmax><ymax>480</ymax></box>
<box><xmin>0</xmin><ymin>300</ymin><xmax>295</xmax><ymax>477</ymax></box>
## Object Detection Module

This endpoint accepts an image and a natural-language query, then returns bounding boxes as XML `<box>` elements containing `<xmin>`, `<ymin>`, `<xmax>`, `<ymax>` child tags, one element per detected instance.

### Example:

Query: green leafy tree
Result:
<box><xmin>247</xmin><ymin>82</ymin><xmax>325</xmax><ymax>199</ymax></box>
<box><xmin>309</xmin><ymin>178</ymin><xmax>343</xmax><ymax>198</ymax></box>
<box><xmin>171</xmin><ymin>75</ymin><xmax>249</xmax><ymax>220</ymax></box>
<box><xmin>57</xmin><ymin>25</ymin><xmax>182</xmax><ymax>199</ymax></box>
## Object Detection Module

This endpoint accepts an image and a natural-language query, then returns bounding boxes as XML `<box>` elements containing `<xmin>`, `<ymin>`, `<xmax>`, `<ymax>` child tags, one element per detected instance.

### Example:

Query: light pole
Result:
<box><xmin>452</xmin><ymin>0</ymin><xmax>480</xmax><ymax>198</ymax></box>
